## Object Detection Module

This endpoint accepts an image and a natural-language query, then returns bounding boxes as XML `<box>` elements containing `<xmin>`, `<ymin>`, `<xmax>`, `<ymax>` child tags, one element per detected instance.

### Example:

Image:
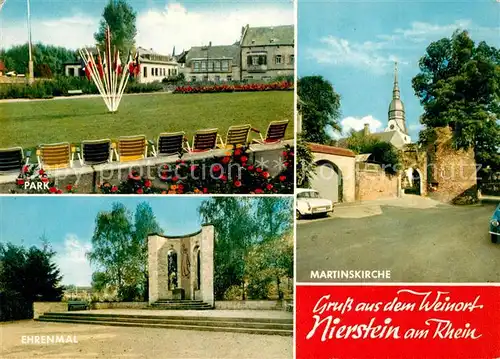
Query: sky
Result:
<box><xmin>0</xmin><ymin>196</ymin><xmax>208</xmax><ymax>286</ymax></box>
<box><xmin>298</xmin><ymin>0</ymin><xmax>500</xmax><ymax>141</ymax></box>
<box><xmin>0</xmin><ymin>0</ymin><xmax>294</xmax><ymax>54</ymax></box>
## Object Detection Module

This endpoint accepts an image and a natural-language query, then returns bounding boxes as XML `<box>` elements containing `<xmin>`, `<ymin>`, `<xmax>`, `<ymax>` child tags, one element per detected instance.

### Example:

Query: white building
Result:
<box><xmin>135</xmin><ymin>47</ymin><xmax>179</xmax><ymax>84</ymax></box>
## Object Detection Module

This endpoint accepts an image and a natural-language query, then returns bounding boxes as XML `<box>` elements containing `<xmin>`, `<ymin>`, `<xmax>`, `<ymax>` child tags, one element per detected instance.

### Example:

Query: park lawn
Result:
<box><xmin>0</xmin><ymin>91</ymin><xmax>294</xmax><ymax>150</ymax></box>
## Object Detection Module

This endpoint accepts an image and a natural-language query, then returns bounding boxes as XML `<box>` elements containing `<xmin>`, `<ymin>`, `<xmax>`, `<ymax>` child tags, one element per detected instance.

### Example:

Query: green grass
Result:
<box><xmin>0</xmin><ymin>91</ymin><xmax>294</xmax><ymax>150</ymax></box>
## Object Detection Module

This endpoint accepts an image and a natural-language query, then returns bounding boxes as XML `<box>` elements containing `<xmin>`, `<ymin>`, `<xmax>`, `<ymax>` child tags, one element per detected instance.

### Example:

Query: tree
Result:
<box><xmin>298</xmin><ymin>76</ymin><xmax>342</xmax><ymax>144</ymax></box>
<box><xmin>0</xmin><ymin>240</ymin><xmax>63</xmax><ymax>321</ymax></box>
<box><xmin>296</xmin><ymin>134</ymin><xmax>317</xmax><ymax>188</ymax></box>
<box><xmin>255</xmin><ymin>197</ymin><xmax>293</xmax><ymax>242</ymax></box>
<box><xmin>199</xmin><ymin>197</ymin><xmax>257</xmax><ymax>300</ymax></box>
<box><xmin>245</xmin><ymin>232</ymin><xmax>293</xmax><ymax>300</ymax></box>
<box><xmin>345</xmin><ymin>130</ymin><xmax>401</xmax><ymax>175</ymax></box>
<box><xmin>132</xmin><ymin>202</ymin><xmax>162</xmax><ymax>300</ymax></box>
<box><xmin>87</xmin><ymin>202</ymin><xmax>161</xmax><ymax>301</ymax></box>
<box><xmin>412</xmin><ymin>30</ymin><xmax>500</xmax><ymax>183</ymax></box>
<box><xmin>94</xmin><ymin>0</ymin><xmax>137</xmax><ymax>57</ymax></box>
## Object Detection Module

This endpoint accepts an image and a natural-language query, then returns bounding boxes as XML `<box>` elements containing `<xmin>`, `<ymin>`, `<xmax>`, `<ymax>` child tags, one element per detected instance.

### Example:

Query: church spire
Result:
<box><xmin>393</xmin><ymin>61</ymin><xmax>400</xmax><ymax>100</ymax></box>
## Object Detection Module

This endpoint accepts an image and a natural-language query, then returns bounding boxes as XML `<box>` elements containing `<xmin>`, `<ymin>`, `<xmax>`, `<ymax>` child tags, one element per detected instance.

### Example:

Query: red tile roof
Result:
<box><xmin>308</xmin><ymin>142</ymin><xmax>356</xmax><ymax>158</ymax></box>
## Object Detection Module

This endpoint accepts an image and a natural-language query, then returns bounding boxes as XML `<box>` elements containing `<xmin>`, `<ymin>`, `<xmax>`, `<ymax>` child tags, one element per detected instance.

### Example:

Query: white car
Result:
<box><xmin>296</xmin><ymin>188</ymin><xmax>334</xmax><ymax>220</ymax></box>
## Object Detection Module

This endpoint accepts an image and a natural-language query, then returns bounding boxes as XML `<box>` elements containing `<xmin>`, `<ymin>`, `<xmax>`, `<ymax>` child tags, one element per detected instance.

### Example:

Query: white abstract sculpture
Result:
<box><xmin>78</xmin><ymin>26</ymin><xmax>140</xmax><ymax>113</ymax></box>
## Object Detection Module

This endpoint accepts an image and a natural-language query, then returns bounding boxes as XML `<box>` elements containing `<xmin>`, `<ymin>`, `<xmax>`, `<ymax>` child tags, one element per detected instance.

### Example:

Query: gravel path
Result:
<box><xmin>1</xmin><ymin>320</ymin><xmax>292</xmax><ymax>359</ymax></box>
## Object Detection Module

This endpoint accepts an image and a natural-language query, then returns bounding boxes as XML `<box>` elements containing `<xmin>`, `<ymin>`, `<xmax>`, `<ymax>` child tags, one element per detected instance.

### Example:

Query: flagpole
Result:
<box><xmin>26</xmin><ymin>0</ymin><xmax>34</xmax><ymax>84</ymax></box>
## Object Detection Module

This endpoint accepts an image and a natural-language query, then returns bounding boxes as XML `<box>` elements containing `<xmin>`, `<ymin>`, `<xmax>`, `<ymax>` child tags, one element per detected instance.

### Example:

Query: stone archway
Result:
<box><xmin>310</xmin><ymin>160</ymin><xmax>343</xmax><ymax>203</ymax></box>
<box><xmin>400</xmin><ymin>167</ymin><xmax>424</xmax><ymax>195</ymax></box>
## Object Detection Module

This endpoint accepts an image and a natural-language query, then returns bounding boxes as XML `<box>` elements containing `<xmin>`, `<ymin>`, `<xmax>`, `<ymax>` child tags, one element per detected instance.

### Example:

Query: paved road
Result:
<box><xmin>297</xmin><ymin>196</ymin><xmax>500</xmax><ymax>283</ymax></box>
<box><xmin>1</xmin><ymin>320</ymin><xmax>292</xmax><ymax>359</ymax></box>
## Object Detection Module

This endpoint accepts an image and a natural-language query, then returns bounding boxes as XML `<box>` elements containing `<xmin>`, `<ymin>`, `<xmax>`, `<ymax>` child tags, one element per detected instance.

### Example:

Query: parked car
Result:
<box><xmin>490</xmin><ymin>203</ymin><xmax>500</xmax><ymax>243</ymax></box>
<box><xmin>296</xmin><ymin>188</ymin><xmax>334</xmax><ymax>220</ymax></box>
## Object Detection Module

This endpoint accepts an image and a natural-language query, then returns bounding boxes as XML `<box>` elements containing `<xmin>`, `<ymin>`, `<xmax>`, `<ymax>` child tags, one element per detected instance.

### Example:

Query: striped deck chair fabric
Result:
<box><xmin>79</xmin><ymin>139</ymin><xmax>112</xmax><ymax>165</ymax></box>
<box><xmin>0</xmin><ymin>147</ymin><xmax>27</xmax><ymax>173</ymax></box>
<box><xmin>252</xmin><ymin>120</ymin><xmax>289</xmax><ymax>144</ymax></box>
<box><xmin>37</xmin><ymin>142</ymin><xmax>73</xmax><ymax>170</ymax></box>
<box><xmin>218</xmin><ymin>124</ymin><xmax>251</xmax><ymax>149</ymax></box>
<box><xmin>189</xmin><ymin>128</ymin><xmax>218</xmax><ymax>152</ymax></box>
<box><xmin>152</xmin><ymin>132</ymin><xmax>185</xmax><ymax>157</ymax></box>
<box><xmin>115</xmin><ymin>135</ymin><xmax>147</xmax><ymax>162</ymax></box>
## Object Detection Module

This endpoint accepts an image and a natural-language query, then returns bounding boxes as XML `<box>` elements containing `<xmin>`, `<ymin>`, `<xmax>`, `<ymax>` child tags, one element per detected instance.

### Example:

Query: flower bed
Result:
<box><xmin>12</xmin><ymin>164</ymin><xmax>76</xmax><ymax>194</ymax></box>
<box><xmin>99</xmin><ymin>146</ymin><xmax>294</xmax><ymax>194</ymax></box>
<box><xmin>174</xmin><ymin>81</ymin><xmax>293</xmax><ymax>94</ymax></box>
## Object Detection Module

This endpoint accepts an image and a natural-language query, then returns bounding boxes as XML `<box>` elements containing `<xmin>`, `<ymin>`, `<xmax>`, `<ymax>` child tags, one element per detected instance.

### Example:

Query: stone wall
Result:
<box><xmin>355</xmin><ymin>165</ymin><xmax>399</xmax><ymax>201</ymax></box>
<box><xmin>215</xmin><ymin>300</ymin><xmax>286</xmax><ymax>310</ymax></box>
<box><xmin>426</xmin><ymin>127</ymin><xmax>478</xmax><ymax>204</ymax></box>
<box><xmin>0</xmin><ymin>141</ymin><xmax>292</xmax><ymax>194</ymax></box>
<box><xmin>33</xmin><ymin>302</ymin><xmax>67</xmax><ymax>319</ymax></box>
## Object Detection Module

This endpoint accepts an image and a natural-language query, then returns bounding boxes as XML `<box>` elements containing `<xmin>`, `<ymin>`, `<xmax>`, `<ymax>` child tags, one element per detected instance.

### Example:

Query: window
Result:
<box><xmin>201</xmin><ymin>61</ymin><xmax>207</xmax><ymax>70</ymax></box>
<box><xmin>155</xmin><ymin>68</ymin><xmax>159</xmax><ymax>76</ymax></box>
<box><xmin>289</xmin><ymin>55</ymin><xmax>294</xmax><ymax>65</ymax></box>
<box><xmin>168</xmin><ymin>69</ymin><xmax>171</xmax><ymax>76</ymax></box>
<box><xmin>252</xmin><ymin>56</ymin><xmax>259</xmax><ymax>65</ymax></box>
<box><xmin>173</xmin><ymin>68</ymin><xmax>177</xmax><ymax>75</ymax></box>
<box><xmin>203</xmin><ymin>75</ymin><xmax>209</xmax><ymax>82</ymax></box>
<box><xmin>221</xmin><ymin>61</ymin><xmax>229</xmax><ymax>71</ymax></box>
<box><xmin>151</xmin><ymin>68</ymin><xmax>154</xmax><ymax>76</ymax></box>
<box><xmin>144</xmin><ymin>66</ymin><xmax>147</xmax><ymax>78</ymax></box>
<box><xmin>191</xmin><ymin>76</ymin><xmax>196</xmax><ymax>82</ymax></box>
<box><xmin>208</xmin><ymin>61</ymin><xmax>214</xmax><ymax>71</ymax></box>
<box><xmin>215</xmin><ymin>75</ymin><xmax>220</xmax><ymax>82</ymax></box>
<box><xmin>194</xmin><ymin>62</ymin><xmax>200</xmax><ymax>72</ymax></box>
<box><xmin>227</xmin><ymin>75</ymin><xmax>232</xmax><ymax>82</ymax></box>
<box><xmin>275</xmin><ymin>55</ymin><xmax>282</xmax><ymax>64</ymax></box>
<box><xmin>214</xmin><ymin>61</ymin><xmax>221</xmax><ymax>71</ymax></box>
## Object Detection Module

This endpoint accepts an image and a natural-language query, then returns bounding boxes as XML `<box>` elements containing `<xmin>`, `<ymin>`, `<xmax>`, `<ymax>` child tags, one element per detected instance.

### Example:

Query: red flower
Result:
<box><xmin>247</xmin><ymin>165</ymin><xmax>254</xmax><ymax>171</ymax></box>
<box><xmin>144</xmin><ymin>180</ymin><xmax>152</xmax><ymax>188</ymax></box>
<box><xmin>220</xmin><ymin>175</ymin><xmax>227</xmax><ymax>182</ymax></box>
<box><xmin>41</xmin><ymin>176</ymin><xmax>49</xmax><ymax>183</ymax></box>
<box><xmin>190</xmin><ymin>164</ymin><xmax>198</xmax><ymax>172</ymax></box>
<box><xmin>240</xmin><ymin>156</ymin><xmax>248</xmax><ymax>163</ymax></box>
<box><xmin>282</xmin><ymin>151</ymin><xmax>288</xmax><ymax>156</ymax></box>
<box><xmin>289</xmin><ymin>151</ymin><xmax>294</xmax><ymax>157</ymax></box>
<box><xmin>262</xmin><ymin>171</ymin><xmax>270</xmax><ymax>179</ymax></box>
<box><xmin>256</xmin><ymin>167</ymin><xmax>263</xmax><ymax>173</ymax></box>
<box><xmin>39</xmin><ymin>169</ymin><xmax>45</xmax><ymax>175</ymax></box>
<box><xmin>213</xmin><ymin>164</ymin><xmax>222</xmax><ymax>172</ymax></box>
<box><xmin>137</xmin><ymin>188</ymin><xmax>144</xmax><ymax>194</ymax></box>
<box><xmin>56</xmin><ymin>189</ymin><xmax>63</xmax><ymax>194</ymax></box>
<box><xmin>49</xmin><ymin>187</ymin><xmax>57</xmax><ymax>193</ymax></box>
<box><xmin>203</xmin><ymin>187</ymin><xmax>208</xmax><ymax>193</ymax></box>
<box><xmin>128</xmin><ymin>171</ymin><xmax>141</xmax><ymax>181</ymax></box>
<box><xmin>178</xmin><ymin>184</ymin><xmax>184</xmax><ymax>191</ymax></box>
<box><xmin>111</xmin><ymin>186</ymin><xmax>118</xmax><ymax>193</ymax></box>
<box><xmin>234</xmin><ymin>149</ymin><xmax>242</xmax><ymax>156</ymax></box>
<box><xmin>279</xmin><ymin>175</ymin><xmax>286</xmax><ymax>182</ymax></box>
<box><xmin>16</xmin><ymin>178</ymin><xmax>25</xmax><ymax>185</ymax></box>
<box><xmin>65</xmin><ymin>184</ymin><xmax>73</xmax><ymax>191</ymax></box>
<box><xmin>255</xmin><ymin>188</ymin><xmax>264</xmax><ymax>194</ymax></box>
<box><xmin>172</xmin><ymin>176</ymin><xmax>179</xmax><ymax>182</ymax></box>
<box><xmin>234</xmin><ymin>180</ymin><xmax>242</xmax><ymax>187</ymax></box>
<box><xmin>23</xmin><ymin>165</ymin><xmax>29</xmax><ymax>173</ymax></box>
<box><xmin>221</xmin><ymin>156</ymin><xmax>231</xmax><ymax>164</ymax></box>
<box><xmin>266</xmin><ymin>184</ymin><xmax>273</xmax><ymax>190</ymax></box>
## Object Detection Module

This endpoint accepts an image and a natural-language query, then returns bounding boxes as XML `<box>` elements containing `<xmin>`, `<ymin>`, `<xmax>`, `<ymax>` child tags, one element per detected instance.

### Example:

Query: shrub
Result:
<box><xmin>174</xmin><ymin>81</ymin><xmax>293</xmax><ymax>94</ymax></box>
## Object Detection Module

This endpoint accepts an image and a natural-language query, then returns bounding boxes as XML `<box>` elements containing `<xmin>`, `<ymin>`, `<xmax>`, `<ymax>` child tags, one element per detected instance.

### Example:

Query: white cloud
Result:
<box><xmin>340</xmin><ymin>115</ymin><xmax>383</xmax><ymax>134</ymax></box>
<box><xmin>308</xmin><ymin>19</ymin><xmax>499</xmax><ymax>73</ymax></box>
<box><xmin>307</xmin><ymin>35</ymin><xmax>406</xmax><ymax>74</ymax></box>
<box><xmin>0</xmin><ymin>3</ymin><xmax>294</xmax><ymax>53</ymax></box>
<box><xmin>55</xmin><ymin>234</ymin><xmax>93</xmax><ymax>287</ymax></box>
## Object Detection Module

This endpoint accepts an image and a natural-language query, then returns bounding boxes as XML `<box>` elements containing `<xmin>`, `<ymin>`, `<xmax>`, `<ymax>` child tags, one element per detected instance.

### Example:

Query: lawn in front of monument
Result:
<box><xmin>0</xmin><ymin>91</ymin><xmax>293</xmax><ymax>150</ymax></box>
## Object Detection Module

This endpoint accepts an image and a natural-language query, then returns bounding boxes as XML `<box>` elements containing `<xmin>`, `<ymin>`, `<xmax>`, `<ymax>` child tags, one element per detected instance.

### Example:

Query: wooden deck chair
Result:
<box><xmin>252</xmin><ymin>120</ymin><xmax>289</xmax><ymax>144</ymax></box>
<box><xmin>150</xmin><ymin>131</ymin><xmax>186</xmax><ymax>157</ymax></box>
<box><xmin>217</xmin><ymin>124</ymin><xmax>251</xmax><ymax>149</ymax></box>
<box><xmin>77</xmin><ymin>139</ymin><xmax>112</xmax><ymax>166</ymax></box>
<box><xmin>37</xmin><ymin>142</ymin><xmax>74</xmax><ymax>170</ymax></box>
<box><xmin>0</xmin><ymin>147</ymin><xmax>30</xmax><ymax>173</ymax></box>
<box><xmin>113</xmin><ymin>135</ymin><xmax>148</xmax><ymax>162</ymax></box>
<box><xmin>187</xmin><ymin>128</ymin><xmax>218</xmax><ymax>153</ymax></box>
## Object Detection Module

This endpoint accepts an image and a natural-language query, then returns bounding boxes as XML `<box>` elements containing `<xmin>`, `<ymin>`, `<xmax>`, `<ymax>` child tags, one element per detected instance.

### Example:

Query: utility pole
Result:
<box><xmin>27</xmin><ymin>0</ymin><xmax>34</xmax><ymax>84</ymax></box>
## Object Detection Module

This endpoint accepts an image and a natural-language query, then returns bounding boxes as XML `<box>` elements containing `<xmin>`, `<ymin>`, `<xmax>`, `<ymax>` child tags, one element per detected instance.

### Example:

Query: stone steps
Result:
<box><xmin>149</xmin><ymin>299</ymin><xmax>213</xmax><ymax>310</ymax></box>
<box><xmin>36</xmin><ymin>312</ymin><xmax>293</xmax><ymax>336</ymax></box>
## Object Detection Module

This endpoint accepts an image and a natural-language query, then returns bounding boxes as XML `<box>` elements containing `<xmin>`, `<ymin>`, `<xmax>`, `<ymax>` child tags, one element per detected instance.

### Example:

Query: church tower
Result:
<box><xmin>385</xmin><ymin>62</ymin><xmax>411</xmax><ymax>143</ymax></box>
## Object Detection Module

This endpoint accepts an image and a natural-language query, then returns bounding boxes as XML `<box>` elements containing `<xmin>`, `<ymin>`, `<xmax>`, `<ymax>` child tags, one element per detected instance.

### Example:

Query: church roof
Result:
<box><xmin>371</xmin><ymin>131</ymin><xmax>398</xmax><ymax>143</ymax></box>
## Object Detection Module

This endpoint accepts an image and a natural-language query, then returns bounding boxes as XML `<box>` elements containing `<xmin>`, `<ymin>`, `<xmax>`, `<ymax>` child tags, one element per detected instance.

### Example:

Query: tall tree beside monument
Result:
<box><xmin>297</xmin><ymin>75</ymin><xmax>342</xmax><ymax>144</ymax></box>
<box><xmin>94</xmin><ymin>0</ymin><xmax>137</xmax><ymax>58</ymax></box>
<box><xmin>412</xmin><ymin>30</ymin><xmax>500</xmax><ymax>184</ymax></box>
